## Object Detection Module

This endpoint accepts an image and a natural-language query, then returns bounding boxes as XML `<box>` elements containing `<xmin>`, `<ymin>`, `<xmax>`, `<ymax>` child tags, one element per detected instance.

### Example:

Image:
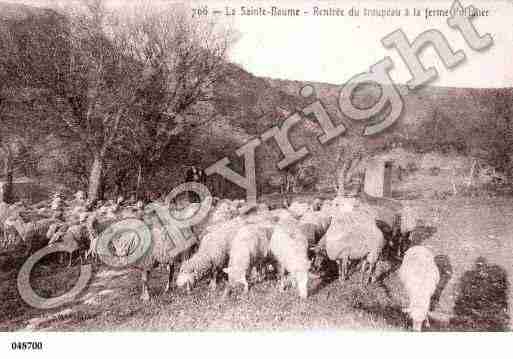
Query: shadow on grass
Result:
<box><xmin>449</xmin><ymin>257</ymin><xmax>509</xmax><ymax>331</ymax></box>
<box><xmin>410</xmin><ymin>225</ymin><xmax>437</xmax><ymax>246</ymax></box>
<box><xmin>431</xmin><ymin>254</ymin><xmax>453</xmax><ymax>309</ymax></box>
<box><xmin>363</xmin><ymin>253</ymin><xmax>453</xmax><ymax>331</ymax></box>
<box><xmin>355</xmin><ymin>302</ymin><xmax>409</xmax><ymax>329</ymax></box>
<box><xmin>309</xmin><ymin>271</ymin><xmax>337</xmax><ymax>297</ymax></box>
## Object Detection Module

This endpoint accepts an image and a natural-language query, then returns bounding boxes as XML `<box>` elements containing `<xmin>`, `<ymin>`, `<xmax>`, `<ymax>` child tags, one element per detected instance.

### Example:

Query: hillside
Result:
<box><xmin>201</xmin><ymin>72</ymin><xmax>513</xmax><ymax>196</ymax></box>
<box><xmin>265</xmin><ymin>77</ymin><xmax>513</xmax><ymax>147</ymax></box>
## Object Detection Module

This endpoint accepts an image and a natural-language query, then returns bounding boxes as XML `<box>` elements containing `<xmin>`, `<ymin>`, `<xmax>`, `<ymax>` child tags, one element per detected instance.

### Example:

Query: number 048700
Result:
<box><xmin>11</xmin><ymin>342</ymin><xmax>43</xmax><ymax>350</ymax></box>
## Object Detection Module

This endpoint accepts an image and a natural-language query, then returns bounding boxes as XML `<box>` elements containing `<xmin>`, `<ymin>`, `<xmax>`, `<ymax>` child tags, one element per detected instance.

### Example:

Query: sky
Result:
<box><xmin>225</xmin><ymin>0</ymin><xmax>513</xmax><ymax>88</ymax></box>
<box><xmin>8</xmin><ymin>0</ymin><xmax>513</xmax><ymax>88</ymax></box>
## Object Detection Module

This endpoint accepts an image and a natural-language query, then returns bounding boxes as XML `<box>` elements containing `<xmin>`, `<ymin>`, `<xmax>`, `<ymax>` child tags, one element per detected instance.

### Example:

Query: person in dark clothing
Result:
<box><xmin>185</xmin><ymin>166</ymin><xmax>205</xmax><ymax>203</ymax></box>
<box><xmin>199</xmin><ymin>168</ymin><xmax>207</xmax><ymax>186</ymax></box>
<box><xmin>185</xmin><ymin>166</ymin><xmax>195</xmax><ymax>183</ymax></box>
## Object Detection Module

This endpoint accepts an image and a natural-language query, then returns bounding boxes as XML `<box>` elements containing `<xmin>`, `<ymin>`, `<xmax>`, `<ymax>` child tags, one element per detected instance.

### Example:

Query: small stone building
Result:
<box><xmin>364</xmin><ymin>159</ymin><xmax>393</xmax><ymax>198</ymax></box>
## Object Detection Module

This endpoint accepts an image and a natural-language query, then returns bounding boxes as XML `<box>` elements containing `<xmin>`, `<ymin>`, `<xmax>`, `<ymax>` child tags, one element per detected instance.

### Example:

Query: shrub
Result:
<box><xmin>429</xmin><ymin>167</ymin><xmax>441</xmax><ymax>176</ymax></box>
<box><xmin>406</xmin><ymin>162</ymin><xmax>419</xmax><ymax>173</ymax></box>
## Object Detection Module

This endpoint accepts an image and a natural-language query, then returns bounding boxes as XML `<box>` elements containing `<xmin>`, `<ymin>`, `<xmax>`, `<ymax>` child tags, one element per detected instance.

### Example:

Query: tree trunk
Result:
<box><xmin>467</xmin><ymin>159</ymin><xmax>477</xmax><ymax>187</ymax></box>
<box><xmin>88</xmin><ymin>151</ymin><xmax>104</xmax><ymax>204</ymax></box>
<box><xmin>136</xmin><ymin>163</ymin><xmax>143</xmax><ymax>200</ymax></box>
<box><xmin>114</xmin><ymin>169</ymin><xmax>128</xmax><ymax>198</ymax></box>
<box><xmin>452</xmin><ymin>167</ymin><xmax>458</xmax><ymax>195</ymax></box>
<box><xmin>98</xmin><ymin>176</ymin><xmax>106</xmax><ymax>202</ymax></box>
<box><xmin>2</xmin><ymin>148</ymin><xmax>14</xmax><ymax>204</ymax></box>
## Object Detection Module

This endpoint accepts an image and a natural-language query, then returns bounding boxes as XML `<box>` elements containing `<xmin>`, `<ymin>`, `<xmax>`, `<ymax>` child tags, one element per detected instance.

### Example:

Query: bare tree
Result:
<box><xmin>111</xmin><ymin>4</ymin><xmax>236</xmax><ymax>198</ymax></box>
<box><xmin>0</xmin><ymin>21</ymin><xmax>17</xmax><ymax>202</ymax></box>
<box><xmin>45</xmin><ymin>0</ymin><xmax>147</xmax><ymax>202</ymax></box>
<box><xmin>0</xmin><ymin>23</ymin><xmax>44</xmax><ymax>202</ymax></box>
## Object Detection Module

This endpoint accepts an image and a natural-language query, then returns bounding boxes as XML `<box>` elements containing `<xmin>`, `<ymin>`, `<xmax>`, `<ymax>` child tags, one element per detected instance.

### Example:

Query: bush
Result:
<box><xmin>429</xmin><ymin>167</ymin><xmax>441</xmax><ymax>176</ymax></box>
<box><xmin>406</xmin><ymin>161</ymin><xmax>419</xmax><ymax>173</ymax></box>
<box><xmin>432</xmin><ymin>190</ymin><xmax>452</xmax><ymax>200</ymax></box>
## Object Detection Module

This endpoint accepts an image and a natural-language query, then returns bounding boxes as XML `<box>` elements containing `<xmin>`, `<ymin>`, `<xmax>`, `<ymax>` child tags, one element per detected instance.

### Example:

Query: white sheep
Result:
<box><xmin>50</xmin><ymin>194</ymin><xmax>63</xmax><ymax>211</ymax></box>
<box><xmin>67</xmin><ymin>191</ymin><xmax>86</xmax><ymax>209</ymax></box>
<box><xmin>328</xmin><ymin>196</ymin><xmax>357</xmax><ymax>215</ymax></box>
<box><xmin>222</xmin><ymin>221</ymin><xmax>274</xmax><ymax>295</ymax></box>
<box><xmin>84</xmin><ymin>213</ymin><xmax>117</xmax><ymax>261</ymax></box>
<box><xmin>104</xmin><ymin>205</ymin><xmax>120</xmax><ymax>220</ymax></box>
<box><xmin>48</xmin><ymin>212</ymin><xmax>90</xmax><ymax>267</ymax></box>
<box><xmin>299</xmin><ymin>209</ymin><xmax>331</xmax><ymax>247</ymax></box>
<box><xmin>399</xmin><ymin>245</ymin><xmax>440</xmax><ymax>331</ymax></box>
<box><xmin>186</xmin><ymin>198</ymin><xmax>240</xmax><ymax>239</ymax></box>
<box><xmin>268</xmin><ymin>208</ymin><xmax>297</xmax><ymax>222</ymax></box>
<box><xmin>138</xmin><ymin>213</ymin><xmax>201</xmax><ymax>300</ymax></box>
<box><xmin>288</xmin><ymin>201</ymin><xmax>310</xmax><ymax>218</ymax></box>
<box><xmin>321</xmin><ymin>199</ymin><xmax>333</xmax><ymax>212</ymax></box>
<box><xmin>87</xmin><ymin>207</ymin><xmax>199</xmax><ymax>300</ymax></box>
<box><xmin>176</xmin><ymin>217</ymin><xmax>245</xmax><ymax>292</ymax></box>
<box><xmin>321</xmin><ymin>208</ymin><xmax>384</xmax><ymax>284</ymax></box>
<box><xmin>269</xmin><ymin>218</ymin><xmax>311</xmax><ymax>299</ymax></box>
<box><xmin>311</xmin><ymin>198</ymin><xmax>323</xmax><ymax>211</ymax></box>
<box><xmin>210</xmin><ymin>200</ymin><xmax>239</xmax><ymax>223</ymax></box>
<box><xmin>170</xmin><ymin>201</ymin><xmax>201</xmax><ymax>221</ymax></box>
<box><xmin>256</xmin><ymin>202</ymin><xmax>270</xmax><ymax>213</ymax></box>
<box><xmin>313</xmin><ymin>196</ymin><xmax>356</xmax><ymax>250</ymax></box>
<box><xmin>5</xmin><ymin>214</ymin><xmax>57</xmax><ymax>256</ymax></box>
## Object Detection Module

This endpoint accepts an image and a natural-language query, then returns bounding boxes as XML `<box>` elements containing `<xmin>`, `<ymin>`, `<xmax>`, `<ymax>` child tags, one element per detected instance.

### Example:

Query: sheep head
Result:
<box><xmin>312</xmin><ymin>198</ymin><xmax>323</xmax><ymax>211</ymax></box>
<box><xmin>404</xmin><ymin>304</ymin><xmax>429</xmax><ymax>331</ymax></box>
<box><xmin>311</xmin><ymin>250</ymin><xmax>327</xmax><ymax>273</ymax></box>
<box><xmin>223</xmin><ymin>266</ymin><xmax>248</xmax><ymax>294</ymax></box>
<box><xmin>176</xmin><ymin>271</ymin><xmax>195</xmax><ymax>291</ymax></box>
<box><xmin>333</xmin><ymin>197</ymin><xmax>356</xmax><ymax>213</ymax></box>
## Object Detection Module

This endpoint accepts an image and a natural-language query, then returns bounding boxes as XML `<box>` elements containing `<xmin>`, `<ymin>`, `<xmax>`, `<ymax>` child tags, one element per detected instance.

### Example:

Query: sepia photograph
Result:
<box><xmin>0</xmin><ymin>0</ymin><xmax>512</xmax><ymax>355</ymax></box>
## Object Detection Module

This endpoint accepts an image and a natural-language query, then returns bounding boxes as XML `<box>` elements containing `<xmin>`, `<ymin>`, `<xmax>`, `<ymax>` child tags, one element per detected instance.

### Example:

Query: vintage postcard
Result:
<box><xmin>0</xmin><ymin>0</ymin><xmax>511</xmax><ymax>356</ymax></box>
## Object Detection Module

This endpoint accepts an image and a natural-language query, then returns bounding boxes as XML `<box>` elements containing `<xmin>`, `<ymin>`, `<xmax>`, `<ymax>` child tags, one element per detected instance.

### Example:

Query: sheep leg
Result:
<box><xmin>360</xmin><ymin>260</ymin><xmax>369</xmax><ymax>285</ymax></box>
<box><xmin>367</xmin><ymin>261</ymin><xmax>377</xmax><ymax>284</ymax></box>
<box><xmin>209</xmin><ymin>267</ymin><xmax>218</xmax><ymax>291</ymax></box>
<box><xmin>279</xmin><ymin>275</ymin><xmax>288</xmax><ymax>292</ymax></box>
<box><xmin>338</xmin><ymin>258</ymin><xmax>348</xmax><ymax>282</ymax></box>
<box><xmin>222</xmin><ymin>285</ymin><xmax>231</xmax><ymax>299</ymax></box>
<box><xmin>337</xmin><ymin>260</ymin><xmax>343</xmax><ymax>282</ymax></box>
<box><xmin>258</xmin><ymin>262</ymin><xmax>266</xmax><ymax>282</ymax></box>
<box><xmin>250</xmin><ymin>266</ymin><xmax>258</xmax><ymax>283</ymax></box>
<box><xmin>280</xmin><ymin>274</ymin><xmax>291</xmax><ymax>292</ymax></box>
<box><xmin>400</xmin><ymin>232</ymin><xmax>411</xmax><ymax>257</ymax></box>
<box><xmin>242</xmin><ymin>279</ymin><xmax>249</xmax><ymax>294</ymax></box>
<box><xmin>67</xmin><ymin>251</ymin><xmax>73</xmax><ymax>268</ymax></box>
<box><xmin>164</xmin><ymin>263</ymin><xmax>175</xmax><ymax>293</ymax></box>
<box><xmin>396</xmin><ymin>237</ymin><xmax>403</xmax><ymax>260</ymax></box>
<box><xmin>140</xmin><ymin>270</ymin><xmax>150</xmax><ymax>301</ymax></box>
<box><xmin>276</xmin><ymin>263</ymin><xmax>288</xmax><ymax>291</ymax></box>
<box><xmin>251</xmin><ymin>261</ymin><xmax>265</xmax><ymax>283</ymax></box>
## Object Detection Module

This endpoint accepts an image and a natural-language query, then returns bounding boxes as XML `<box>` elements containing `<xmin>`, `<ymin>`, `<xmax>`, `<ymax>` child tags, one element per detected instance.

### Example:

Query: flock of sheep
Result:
<box><xmin>0</xmin><ymin>191</ymin><xmax>441</xmax><ymax>331</ymax></box>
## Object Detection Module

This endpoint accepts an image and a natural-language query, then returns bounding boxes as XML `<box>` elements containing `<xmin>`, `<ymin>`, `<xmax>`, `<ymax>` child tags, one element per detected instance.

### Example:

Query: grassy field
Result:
<box><xmin>0</xmin><ymin>196</ymin><xmax>512</xmax><ymax>332</ymax></box>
